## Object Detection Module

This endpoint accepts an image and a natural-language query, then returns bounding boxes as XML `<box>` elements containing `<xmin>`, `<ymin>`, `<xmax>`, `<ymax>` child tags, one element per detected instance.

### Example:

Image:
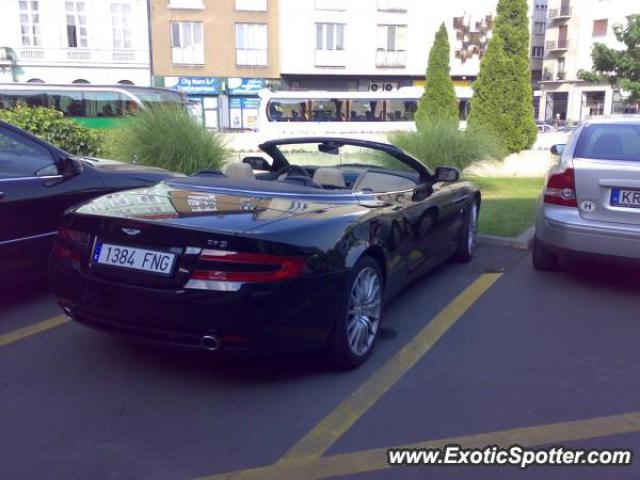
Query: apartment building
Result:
<box><xmin>540</xmin><ymin>0</ymin><xmax>639</xmax><ymax>123</ymax></box>
<box><xmin>149</xmin><ymin>0</ymin><xmax>279</xmax><ymax>129</ymax></box>
<box><xmin>0</xmin><ymin>0</ymin><xmax>150</xmax><ymax>85</ymax></box>
<box><xmin>278</xmin><ymin>0</ymin><xmax>545</xmax><ymax>98</ymax></box>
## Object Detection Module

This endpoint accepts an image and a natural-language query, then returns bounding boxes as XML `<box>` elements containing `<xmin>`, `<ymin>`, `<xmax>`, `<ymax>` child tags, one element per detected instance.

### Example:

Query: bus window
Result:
<box><xmin>385</xmin><ymin>100</ymin><xmax>417</xmax><ymax>121</ymax></box>
<box><xmin>349</xmin><ymin>100</ymin><xmax>382</xmax><ymax>121</ymax></box>
<box><xmin>48</xmin><ymin>91</ymin><xmax>85</xmax><ymax>117</ymax></box>
<box><xmin>0</xmin><ymin>90</ymin><xmax>46</xmax><ymax>109</ymax></box>
<box><xmin>311</xmin><ymin>99</ymin><xmax>344</xmax><ymax>122</ymax></box>
<box><xmin>133</xmin><ymin>88</ymin><xmax>184</xmax><ymax>108</ymax></box>
<box><xmin>267</xmin><ymin>99</ymin><xmax>309</xmax><ymax>122</ymax></box>
<box><xmin>83</xmin><ymin>91</ymin><xmax>127</xmax><ymax>117</ymax></box>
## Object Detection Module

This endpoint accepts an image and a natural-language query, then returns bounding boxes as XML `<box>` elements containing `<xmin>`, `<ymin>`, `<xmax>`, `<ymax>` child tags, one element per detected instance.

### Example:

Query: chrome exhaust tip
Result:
<box><xmin>200</xmin><ymin>335</ymin><xmax>221</xmax><ymax>352</ymax></box>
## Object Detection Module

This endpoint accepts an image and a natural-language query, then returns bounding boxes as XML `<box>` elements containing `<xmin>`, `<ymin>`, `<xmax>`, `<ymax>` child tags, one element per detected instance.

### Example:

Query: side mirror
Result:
<box><xmin>550</xmin><ymin>144</ymin><xmax>566</xmax><ymax>156</ymax></box>
<box><xmin>434</xmin><ymin>166</ymin><xmax>460</xmax><ymax>183</ymax></box>
<box><xmin>242</xmin><ymin>156</ymin><xmax>271</xmax><ymax>171</ymax></box>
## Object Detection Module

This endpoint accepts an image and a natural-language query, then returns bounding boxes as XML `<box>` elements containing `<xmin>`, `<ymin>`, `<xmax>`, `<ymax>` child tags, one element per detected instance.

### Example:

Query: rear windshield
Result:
<box><xmin>574</xmin><ymin>124</ymin><xmax>640</xmax><ymax>161</ymax></box>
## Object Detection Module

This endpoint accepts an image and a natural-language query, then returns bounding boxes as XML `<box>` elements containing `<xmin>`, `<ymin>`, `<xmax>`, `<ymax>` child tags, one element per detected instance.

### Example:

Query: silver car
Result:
<box><xmin>533</xmin><ymin>116</ymin><xmax>640</xmax><ymax>270</ymax></box>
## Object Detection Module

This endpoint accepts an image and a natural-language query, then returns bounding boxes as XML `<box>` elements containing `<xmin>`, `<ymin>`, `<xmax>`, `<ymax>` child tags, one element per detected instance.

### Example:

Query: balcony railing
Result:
<box><xmin>236</xmin><ymin>48</ymin><xmax>267</xmax><ymax>67</ymax></box>
<box><xmin>315</xmin><ymin>49</ymin><xmax>346</xmax><ymax>68</ymax></box>
<box><xmin>548</xmin><ymin>6</ymin><xmax>572</xmax><ymax>20</ymax></box>
<box><xmin>546</xmin><ymin>40</ymin><xmax>570</xmax><ymax>51</ymax></box>
<box><xmin>377</xmin><ymin>0</ymin><xmax>408</xmax><ymax>13</ymax></box>
<box><xmin>376</xmin><ymin>49</ymin><xmax>406</xmax><ymax>68</ymax></box>
<box><xmin>17</xmin><ymin>47</ymin><xmax>148</xmax><ymax>64</ymax></box>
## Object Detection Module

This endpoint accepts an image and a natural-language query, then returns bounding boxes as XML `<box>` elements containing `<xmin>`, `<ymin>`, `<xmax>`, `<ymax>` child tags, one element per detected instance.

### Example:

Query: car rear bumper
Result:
<box><xmin>536</xmin><ymin>203</ymin><xmax>640</xmax><ymax>259</ymax></box>
<box><xmin>51</xmin><ymin>263</ymin><xmax>349</xmax><ymax>354</ymax></box>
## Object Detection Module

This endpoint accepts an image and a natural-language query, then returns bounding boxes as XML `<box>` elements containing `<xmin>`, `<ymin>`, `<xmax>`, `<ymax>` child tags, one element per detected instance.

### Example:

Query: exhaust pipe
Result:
<box><xmin>200</xmin><ymin>335</ymin><xmax>221</xmax><ymax>352</ymax></box>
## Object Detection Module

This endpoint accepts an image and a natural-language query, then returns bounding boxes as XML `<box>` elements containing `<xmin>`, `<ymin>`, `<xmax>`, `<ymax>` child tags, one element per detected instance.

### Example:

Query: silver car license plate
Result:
<box><xmin>611</xmin><ymin>189</ymin><xmax>640</xmax><ymax>209</ymax></box>
<box><xmin>93</xmin><ymin>242</ymin><xmax>176</xmax><ymax>275</ymax></box>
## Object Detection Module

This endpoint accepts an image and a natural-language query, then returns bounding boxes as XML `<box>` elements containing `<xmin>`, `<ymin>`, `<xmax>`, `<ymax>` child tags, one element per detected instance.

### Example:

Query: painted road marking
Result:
<box><xmin>0</xmin><ymin>315</ymin><xmax>70</xmax><ymax>348</ymax></box>
<box><xmin>197</xmin><ymin>411</ymin><xmax>640</xmax><ymax>480</ymax></box>
<box><xmin>275</xmin><ymin>273</ymin><xmax>502</xmax><ymax>465</ymax></box>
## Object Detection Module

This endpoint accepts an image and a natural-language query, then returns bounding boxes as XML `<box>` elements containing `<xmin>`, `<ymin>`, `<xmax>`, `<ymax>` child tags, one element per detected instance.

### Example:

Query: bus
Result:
<box><xmin>257</xmin><ymin>86</ymin><xmax>472</xmax><ymax>136</ymax></box>
<box><xmin>0</xmin><ymin>83</ymin><xmax>186</xmax><ymax>129</ymax></box>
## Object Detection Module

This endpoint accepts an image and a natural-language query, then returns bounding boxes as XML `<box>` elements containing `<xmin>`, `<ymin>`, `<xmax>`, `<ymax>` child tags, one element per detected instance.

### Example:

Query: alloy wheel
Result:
<box><xmin>346</xmin><ymin>267</ymin><xmax>382</xmax><ymax>356</ymax></box>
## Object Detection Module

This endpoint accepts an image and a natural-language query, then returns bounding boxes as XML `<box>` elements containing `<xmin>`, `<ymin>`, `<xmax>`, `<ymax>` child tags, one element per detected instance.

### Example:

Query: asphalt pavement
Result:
<box><xmin>2</xmin><ymin>245</ymin><xmax>640</xmax><ymax>480</ymax></box>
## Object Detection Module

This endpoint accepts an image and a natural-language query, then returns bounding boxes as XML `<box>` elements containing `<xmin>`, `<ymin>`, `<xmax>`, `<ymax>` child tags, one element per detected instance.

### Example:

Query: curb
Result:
<box><xmin>478</xmin><ymin>226</ymin><xmax>535</xmax><ymax>251</ymax></box>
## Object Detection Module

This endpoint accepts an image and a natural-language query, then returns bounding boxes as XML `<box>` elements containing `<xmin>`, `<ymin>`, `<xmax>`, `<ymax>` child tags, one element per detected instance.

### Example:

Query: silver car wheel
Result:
<box><xmin>346</xmin><ymin>267</ymin><xmax>382</xmax><ymax>357</ymax></box>
<box><xmin>467</xmin><ymin>203</ymin><xmax>478</xmax><ymax>255</ymax></box>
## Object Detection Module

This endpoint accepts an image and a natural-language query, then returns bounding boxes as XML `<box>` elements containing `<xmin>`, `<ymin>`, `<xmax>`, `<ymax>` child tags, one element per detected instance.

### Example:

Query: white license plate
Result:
<box><xmin>611</xmin><ymin>189</ymin><xmax>640</xmax><ymax>208</ymax></box>
<box><xmin>93</xmin><ymin>242</ymin><xmax>176</xmax><ymax>275</ymax></box>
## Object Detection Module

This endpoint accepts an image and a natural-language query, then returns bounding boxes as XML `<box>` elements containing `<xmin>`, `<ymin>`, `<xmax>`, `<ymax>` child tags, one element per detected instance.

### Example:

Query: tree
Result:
<box><xmin>415</xmin><ymin>23</ymin><xmax>459</xmax><ymax>131</ymax></box>
<box><xmin>578</xmin><ymin>15</ymin><xmax>640</xmax><ymax>105</ymax></box>
<box><xmin>467</xmin><ymin>0</ymin><xmax>537</xmax><ymax>153</ymax></box>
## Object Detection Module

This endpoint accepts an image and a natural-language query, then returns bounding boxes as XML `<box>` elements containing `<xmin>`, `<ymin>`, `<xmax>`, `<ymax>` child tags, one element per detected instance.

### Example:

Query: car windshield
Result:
<box><xmin>574</xmin><ymin>124</ymin><xmax>640</xmax><ymax>161</ymax></box>
<box><xmin>275</xmin><ymin>142</ymin><xmax>415</xmax><ymax>173</ymax></box>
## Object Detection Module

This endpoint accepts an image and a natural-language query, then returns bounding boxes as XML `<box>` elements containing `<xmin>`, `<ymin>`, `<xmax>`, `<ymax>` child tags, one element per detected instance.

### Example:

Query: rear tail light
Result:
<box><xmin>185</xmin><ymin>250</ymin><xmax>305</xmax><ymax>291</ymax></box>
<box><xmin>52</xmin><ymin>228</ymin><xmax>90</xmax><ymax>263</ymax></box>
<box><xmin>544</xmin><ymin>168</ymin><xmax>577</xmax><ymax>207</ymax></box>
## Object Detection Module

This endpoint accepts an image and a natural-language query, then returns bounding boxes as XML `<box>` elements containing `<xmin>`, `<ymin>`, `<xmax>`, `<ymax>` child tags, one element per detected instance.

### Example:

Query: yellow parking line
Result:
<box><xmin>198</xmin><ymin>411</ymin><xmax>640</xmax><ymax>480</ymax></box>
<box><xmin>274</xmin><ymin>273</ymin><xmax>502</xmax><ymax>465</ymax></box>
<box><xmin>0</xmin><ymin>314</ymin><xmax>70</xmax><ymax>348</ymax></box>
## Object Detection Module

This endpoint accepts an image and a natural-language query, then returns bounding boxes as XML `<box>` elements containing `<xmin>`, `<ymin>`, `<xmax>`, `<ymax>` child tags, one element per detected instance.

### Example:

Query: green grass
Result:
<box><xmin>468</xmin><ymin>176</ymin><xmax>545</xmax><ymax>238</ymax></box>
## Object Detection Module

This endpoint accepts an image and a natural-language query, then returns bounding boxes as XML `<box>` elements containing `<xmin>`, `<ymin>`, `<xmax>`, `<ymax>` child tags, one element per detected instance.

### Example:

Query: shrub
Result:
<box><xmin>467</xmin><ymin>0</ymin><xmax>538</xmax><ymax>153</ymax></box>
<box><xmin>106</xmin><ymin>104</ymin><xmax>229</xmax><ymax>174</ymax></box>
<box><xmin>0</xmin><ymin>104</ymin><xmax>103</xmax><ymax>156</ymax></box>
<box><xmin>389</xmin><ymin>121</ymin><xmax>507</xmax><ymax>172</ymax></box>
<box><xmin>415</xmin><ymin>23</ymin><xmax>459</xmax><ymax>131</ymax></box>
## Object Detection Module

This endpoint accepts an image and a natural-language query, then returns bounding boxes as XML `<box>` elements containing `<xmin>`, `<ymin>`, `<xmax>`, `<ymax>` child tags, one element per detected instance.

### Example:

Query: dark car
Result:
<box><xmin>50</xmin><ymin>138</ymin><xmax>480</xmax><ymax>368</ymax></box>
<box><xmin>0</xmin><ymin>120</ymin><xmax>177</xmax><ymax>277</ymax></box>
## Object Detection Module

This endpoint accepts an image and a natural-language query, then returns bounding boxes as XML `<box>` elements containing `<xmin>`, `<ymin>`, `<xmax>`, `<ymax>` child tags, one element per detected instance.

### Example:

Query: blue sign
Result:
<box><xmin>229</xmin><ymin>97</ymin><xmax>243</xmax><ymax>109</ymax></box>
<box><xmin>226</xmin><ymin>78</ymin><xmax>267</xmax><ymax>95</ymax></box>
<box><xmin>165</xmin><ymin>77</ymin><xmax>222</xmax><ymax>95</ymax></box>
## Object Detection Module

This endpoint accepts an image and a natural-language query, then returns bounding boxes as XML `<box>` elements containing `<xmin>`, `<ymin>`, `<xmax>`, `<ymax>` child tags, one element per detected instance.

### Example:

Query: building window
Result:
<box><xmin>168</xmin><ymin>0</ymin><xmax>204</xmax><ymax>9</ymax></box>
<box><xmin>593</xmin><ymin>19</ymin><xmax>608</xmax><ymax>37</ymax></box>
<box><xmin>171</xmin><ymin>21</ymin><xmax>204</xmax><ymax>64</ymax></box>
<box><xmin>236</xmin><ymin>23</ymin><xmax>267</xmax><ymax>66</ymax></box>
<box><xmin>377</xmin><ymin>25</ymin><xmax>406</xmax><ymax>52</ymax></box>
<box><xmin>235</xmin><ymin>0</ymin><xmax>267</xmax><ymax>11</ymax></box>
<box><xmin>533</xmin><ymin>21</ymin><xmax>546</xmax><ymax>35</ymax></box>
<box><xmin>66</xmin><ymin>1</ymin><xmax>88</xmax><ymax>48</ymax></box>
<box><xmin>535</xmin><ymin>1</ymin><xmax>547</xmax><ymax>9</ymax></box>
<box><xmin>315</xmin><ymin>0</ymin><xmax>345</xmax><ymax>11</ymax></box>
<box><xmin>532</xmin><ymin>46</ymin><xmax>544</xmax><ymax>58</ymax></box>
<box><xmin>316</xmin><ymin>23</ymin><xmax>345</xmax><ymax>51</ymax></box>
<box><xmin>377</xmin><ymin>0</ymin><xmax>407</xmax><ymax>13</ymax></box>
<box><xmin>111</xmin><ymin>3</ymin><xmax>132</xmax><ymax>49</ymax></box>
<box><xmin>19</xmin><ymin>0</ymin><xmax>41</xmax><ymax>47</ymax></box>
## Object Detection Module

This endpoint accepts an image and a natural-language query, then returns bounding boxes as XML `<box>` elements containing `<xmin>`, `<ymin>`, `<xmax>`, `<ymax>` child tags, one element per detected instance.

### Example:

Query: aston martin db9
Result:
<box><xmin>50</xmin><ymin>138</ymin><xmax>480</xmax><ymax>368</ymax></box>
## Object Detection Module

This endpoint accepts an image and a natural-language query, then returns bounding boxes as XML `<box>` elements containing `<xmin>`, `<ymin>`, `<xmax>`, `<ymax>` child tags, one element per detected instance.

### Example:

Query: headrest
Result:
<box><xmin>225</xmin><ymin>162</ymin><xmax>255</xmax><ymax>180</ymax></box>
<box><xmin>312</xmin><ymin>167</ymin><xmax>346</xmax><ymax>188</ymax></box>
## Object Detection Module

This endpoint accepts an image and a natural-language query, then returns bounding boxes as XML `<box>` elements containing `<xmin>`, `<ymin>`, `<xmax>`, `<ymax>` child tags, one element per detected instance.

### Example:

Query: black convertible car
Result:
<box><xmin>0</xmin><ymin>121</ymin><xmax>176</xmax><ymax>277</ymax></box>
<box><xmin>50</xmin><ymin>138</ymin><xmax>480</xmax><ymax>368</ymax></box>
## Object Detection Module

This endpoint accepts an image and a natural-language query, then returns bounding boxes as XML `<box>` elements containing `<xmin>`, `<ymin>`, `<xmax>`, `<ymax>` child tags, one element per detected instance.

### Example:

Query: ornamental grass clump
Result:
<box><xmin>107</xmin><ymin>104</ymin><xmax>228</xmax><ymax>174</ymax></box>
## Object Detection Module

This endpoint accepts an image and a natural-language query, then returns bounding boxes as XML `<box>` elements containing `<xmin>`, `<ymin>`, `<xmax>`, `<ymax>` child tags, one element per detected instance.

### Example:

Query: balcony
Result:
<box><xmin>17</xmin><ymin>47</ymin><xmax>148</xmax><ymax>65</ymax></box>
<box><xmin>545</xmin><ymin>40</ymin><xmax>570</xmax><ymax>52</ymax></box>
<box><xmin>236</xmin><ymin>48</ymin><xmax>267</xmax><ymax>67</ymax></box>
<box><xmin>315</xmin><ymin>49</ymin><xmax>346</xmax><ymax>68</ymax></box>
<box><xmin>377</xmin><ymin>0</ymin><xmax>408</xmax><ymax>13</ymax></box>
<box><xmin>376</xmin><ymin>49</ymin><xmax>406</xmax><ymax>68</ymax></box>
<box><xmin>548</xmin><ymin>6</ymin><xmax>572</xmax><ymax>20</ymax></box>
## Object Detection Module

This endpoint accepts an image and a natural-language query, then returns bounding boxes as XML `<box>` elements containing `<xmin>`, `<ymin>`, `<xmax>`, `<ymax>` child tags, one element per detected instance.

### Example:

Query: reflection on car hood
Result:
<box><xmin>79</xmin><ymin>156</ymin><xmax>173</xmax><ymax>174</ymax></box>
<box><xmin>73</xmin><ymin>182</ymin><xmax>367</xmax><ymax>233</ymax></box>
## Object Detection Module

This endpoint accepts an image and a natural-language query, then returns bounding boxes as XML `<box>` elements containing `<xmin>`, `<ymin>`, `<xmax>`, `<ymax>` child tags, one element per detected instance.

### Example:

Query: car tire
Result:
<box><xmin>532</xmin><ymin>237</ymin><xmax>560</xmax><ymax>271</ymax></box>
<box><xmin>327</xmin><ymin>256</ymin><xmax>384</xmax><ymax>370</ymax></box>
<box><xmin>452</xmin><ymin>200</ymin><xmax>479</xmax><ymax>263</ymax></box>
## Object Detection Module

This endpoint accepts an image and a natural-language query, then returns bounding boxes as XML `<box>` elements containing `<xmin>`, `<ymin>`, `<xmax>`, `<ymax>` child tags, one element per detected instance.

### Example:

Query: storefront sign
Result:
<box><xmin>226</xmin><ymin>78</ymin><xmax>267</xmax><ymax>95</ymax></box>
<box><xmin>164</xmin><ymin>77</ymin><xmax>223</xmax><ymax>95</ymax></box>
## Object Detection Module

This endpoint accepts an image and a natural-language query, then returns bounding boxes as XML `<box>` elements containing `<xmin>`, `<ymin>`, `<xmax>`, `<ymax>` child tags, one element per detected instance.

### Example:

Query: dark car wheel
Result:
<box><xmin>452</xmin><ymin>201</ymin><xmax>479</xmax><ymax>263</ymax></box>
<box><xmin>532</xmin><ymin>237</ymin><xmax>560</xmax><ymax>271</ymax></box>
<box><xmin>328</xmin><ymin>256</ymin><xmax>384</xmax><ymax>370</ymax></box>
